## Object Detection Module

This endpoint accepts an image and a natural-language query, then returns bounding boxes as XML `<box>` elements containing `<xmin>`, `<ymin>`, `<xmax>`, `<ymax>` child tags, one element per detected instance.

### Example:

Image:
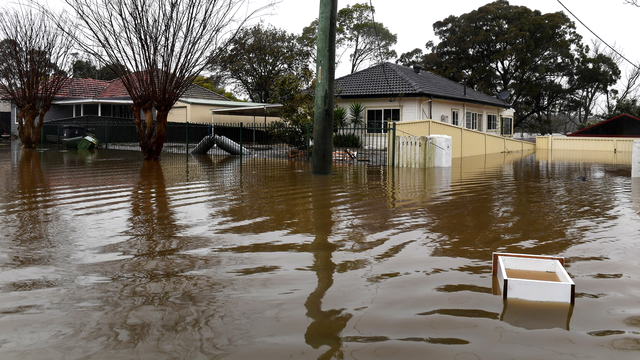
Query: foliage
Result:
<box><xmin>268</xmin><ymin>69</ymin><xmax>315</xmax><ymax>127</ymax></box>
<box><xmin>0</xmin><ymin>6</ymin><xmax>74</xmax><ymax>149</ymax></box>
<box><xmin>192</xmin><ymin>75</ymin><xmax>240</xmax><ymax>101</ymax></box>
<box><xmin>209</xmin><ymin>23</ymin><xmax>312</xmax><ymax>104</ymax></box>
<box><xmin>409</xmin><ymin>0</ymin><xmax>597</xmax><ymax>133</ymax></box>
<box><xmin>302</xmin><ymin>3</ymin><xmax>397</xmax><ymax>74</ymax></box>
<box><xmin>338</xmin><ymin>3</ymin><xmax>397</xmax><ymax>73</ymax></box>
<box><xmin>563</xmin><ymin>45</ymin><xmax>621</xmax><ymax>127</ymax></box>
<box><xmin>64</xmin><ymin>0</ymin><xmax>275</xmax><ymax>161</ymax></box>
<box><xmin>267</xmin><ymin>120</ymin><xmax>309</xmax><ymax>150</ymax></box>
<box><xmin>71</xmin><ymin>55</ymin><xmax>118</xmax><ymax>80</ymax></box>
<box><xmin>348</xmin><ymin>102</ymin><xmax>365</xmax><ymax>126</ymax></box>
<box><xmin>333</xmin><ymin>133</ymin><xmax>361</xmax><ymax>148</ymax></box>
<box><xmin>333</xmin><ymin>106</ymin><xmax>347</xmax><ymax>130</ymax></box>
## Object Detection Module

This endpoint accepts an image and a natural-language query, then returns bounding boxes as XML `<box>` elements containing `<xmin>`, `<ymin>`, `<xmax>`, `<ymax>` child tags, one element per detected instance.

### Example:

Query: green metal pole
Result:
<box><xmin>311</xmin><ymin>0</ymin><xmax>338</xmax><ymax>175</ymax></box>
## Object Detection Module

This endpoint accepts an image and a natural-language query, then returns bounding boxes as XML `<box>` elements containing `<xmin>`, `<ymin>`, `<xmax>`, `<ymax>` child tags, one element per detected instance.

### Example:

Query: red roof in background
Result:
<box><xmin>55</xmin><ymin>78</ymin><xmax>111</xmax><ymax>98</ymax></box>
<box><xmin>566</xmin><ymin>113</ymin><xmax>640</xmax><ymax>137</ymax></box>
<box><xmin>54</xmin><ymin>76</ymin><xmax>230</xmax><ymax>101</ymax></box>
<box><xmin>97</xmin><ymin>80</ymin><xmax>129</xmax><ymax>98</ymax></box>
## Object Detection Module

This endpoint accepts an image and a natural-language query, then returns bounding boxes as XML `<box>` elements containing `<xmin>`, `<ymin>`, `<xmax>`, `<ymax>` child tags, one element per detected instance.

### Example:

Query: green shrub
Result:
<box><xmin>333</xmin><ymin>133</ymin><xmax>361</xmax><ymax>148</ymax></box>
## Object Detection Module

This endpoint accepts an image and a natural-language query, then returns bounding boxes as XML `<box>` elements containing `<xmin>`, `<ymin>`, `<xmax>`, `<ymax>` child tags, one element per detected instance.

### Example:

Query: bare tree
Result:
<box><xmin>0</xmin><ymin>4</ymin><xmax>74</xmax><ymax>149</ymax></box>
<box><xmin>63</xmin><ymin>0</ymin><xmax>276</xmax><ymax>161</ymax></box>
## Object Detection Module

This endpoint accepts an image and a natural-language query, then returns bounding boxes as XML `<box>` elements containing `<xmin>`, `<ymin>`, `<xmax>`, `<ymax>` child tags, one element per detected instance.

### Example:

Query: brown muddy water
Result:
<box><xmin>1</xmin><ymin>140</ymin><xmax>640</xmax><ymax>359</ymax></box>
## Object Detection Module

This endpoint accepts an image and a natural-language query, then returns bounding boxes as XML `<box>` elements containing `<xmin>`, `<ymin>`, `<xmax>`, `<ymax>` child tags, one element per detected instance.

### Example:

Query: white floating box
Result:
<box><xmin>492</xmin><ymin>253</ymin><xmax>575</xmax><ymax>304</ymax></box>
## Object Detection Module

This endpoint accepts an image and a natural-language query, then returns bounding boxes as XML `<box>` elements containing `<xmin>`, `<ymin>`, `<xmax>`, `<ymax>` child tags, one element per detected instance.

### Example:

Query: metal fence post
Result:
<box><xmin>239</xmin><ymin>122</ymin><xmax>243</xmax><ymax>157</ymax></box>
<box><xmin>391</xmin><ymin>122</ymin><xmax>396</xmax><ymax>167</ymax></box>
<box><xmin>306</xmin><ymin>123</ymin><xmax>311</xmax><ymax>161</ymax></box>
<box><xmin>185</xmin><ymin>121</ymin><xmax>189</xmax><ymax>154</ymax></box>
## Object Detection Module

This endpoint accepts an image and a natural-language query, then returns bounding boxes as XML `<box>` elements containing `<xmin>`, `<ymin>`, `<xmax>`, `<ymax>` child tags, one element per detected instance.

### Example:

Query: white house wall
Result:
<box><xmin>337</xmin><ymin>98</ymin><xmax>512</xmax><ymax>136</ymax></box>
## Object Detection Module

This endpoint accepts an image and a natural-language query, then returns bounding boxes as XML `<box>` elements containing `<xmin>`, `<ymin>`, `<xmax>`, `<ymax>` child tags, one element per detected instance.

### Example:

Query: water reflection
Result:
<box><xmin>500</xmin><ymin>299</ymin><xmax>573</xmax><ymax>330</ymax></box>
<box><xmin>2</xmin><ymin>145</ymin><xmax>640</xmax><ymax>359</ymax></box>
<box><xmin>304</xmin><ymin>176</ymin><xmax>352</xmax><ymax>360</ymax></box>
<box><xmin>12</xmin><ymin>150</ymin><xmax>57</xmax><ymax>267</ymax></box>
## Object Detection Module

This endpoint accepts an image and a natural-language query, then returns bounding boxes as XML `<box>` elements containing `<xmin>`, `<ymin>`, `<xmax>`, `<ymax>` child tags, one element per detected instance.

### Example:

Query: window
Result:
<box><xmin>452</xmin><ymin>110</ymin><xmax>459</xmax><ymax>126</ymax></box>
<box><xmin>487</xmin><ymin>114</ymin><xmax>498</xmax><ymax>131</ymax></box>
<box><xmin>367</xmin><ymin>108</ymin><xmax>400</xmax><ymax>133</ymax></box>
<box><xmin>465</xmin><ymin>111</ymin><xmax>482</xmax><ymax>130</ymax></box>
<box><xmin>502</xmin><ymin>117</ymin><xmax>513</xmax><ymax>136</ymax></box>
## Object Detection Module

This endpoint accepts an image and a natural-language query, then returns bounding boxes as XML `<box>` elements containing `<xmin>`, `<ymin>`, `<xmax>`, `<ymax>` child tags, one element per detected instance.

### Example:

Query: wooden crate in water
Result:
<box><xmin>492</xmin><ymin>252</ymin><xmax>575</xmax><ymax>304</ymax></box>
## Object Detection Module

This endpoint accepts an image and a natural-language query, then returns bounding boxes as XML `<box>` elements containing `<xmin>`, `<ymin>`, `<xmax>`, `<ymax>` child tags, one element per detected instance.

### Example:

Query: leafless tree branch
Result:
<box><xmin>0</xmin><ymin>2</ymin><xmax>75</xmax><ymax>148</ymax></box>
<box><xmin>58</xmin><ymin>0</ymin><xmax>277</xmax><ymax>160</ymax></box>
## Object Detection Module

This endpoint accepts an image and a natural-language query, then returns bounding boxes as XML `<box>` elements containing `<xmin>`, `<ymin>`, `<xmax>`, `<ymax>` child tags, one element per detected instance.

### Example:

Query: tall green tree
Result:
<box><xmin>210</xmin><ymin>23</ymin><xmax>312</xmax><ymax>104</ymax></box>
<box><xmin>412</xmin><ymin>1</ymin><xmax>586</xmax><ymax>131</ymax></box>
<box><xmin>565</xmin><ymin>46</ymin><xmax>620</xmax><ymax>127</ymax></box>
<box><xmin>302</xmin><ymin>3</ymin><xmax>397</xmax><ymax>74</ymax></box>
<box><xmin>71</xmin><ymin>56</ymin><xmax>118</xmax><ymax>80</ymax></box>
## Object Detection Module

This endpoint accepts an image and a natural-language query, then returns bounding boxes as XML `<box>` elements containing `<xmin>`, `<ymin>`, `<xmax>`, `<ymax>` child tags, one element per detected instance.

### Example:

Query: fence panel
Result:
<box><xmin>41</xmin><ymin>119</ymin><xmax>390</xmax><ymax>165</ymax></box>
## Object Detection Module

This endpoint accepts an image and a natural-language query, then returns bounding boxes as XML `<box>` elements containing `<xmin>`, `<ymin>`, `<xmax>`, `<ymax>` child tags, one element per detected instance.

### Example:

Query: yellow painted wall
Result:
<box><xmin>167</xmin><ymin>102</ymin><xmax>280</xmax><ymax>124</ymax></box>
<box><xmin>536</xmin><ymin>136</ymin><xmax>640</xmax><ymax>153</ymax></box>
<box><xmin>394</xmin><ymin>120</ymin><xmax>534</xmax><ymax>159</ymax></box>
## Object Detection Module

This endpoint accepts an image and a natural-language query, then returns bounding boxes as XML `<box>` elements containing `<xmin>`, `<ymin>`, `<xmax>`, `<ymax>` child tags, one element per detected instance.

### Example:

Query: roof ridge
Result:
<box><xmin>384</xmin><ymin>62</ymin><xmax>421</xmax><ymax>94</ymax></box>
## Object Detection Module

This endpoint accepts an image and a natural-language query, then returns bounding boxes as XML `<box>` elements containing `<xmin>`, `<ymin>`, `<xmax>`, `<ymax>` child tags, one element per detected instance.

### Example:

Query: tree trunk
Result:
<box><xmin>132</xmin><ymin>103</ymin><xmax>167</xmax><ymax>161</ymax></box>
<box><xmin>18</xmin><ymin>107</ymin><xmax>43</xmax><ymax>149</ymax></box>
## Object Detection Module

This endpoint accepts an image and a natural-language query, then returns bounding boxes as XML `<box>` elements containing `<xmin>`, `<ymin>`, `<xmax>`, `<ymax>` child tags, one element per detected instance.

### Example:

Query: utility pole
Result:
<box><xmin>312</xmin><ymin>0</ymin><xmax>338</xmax><ymax>175</ymax></box>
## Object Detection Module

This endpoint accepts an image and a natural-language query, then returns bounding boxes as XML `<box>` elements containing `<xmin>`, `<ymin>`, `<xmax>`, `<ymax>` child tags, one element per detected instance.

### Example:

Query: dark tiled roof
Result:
<box><xmin>183</xmin><ymin>84</ymin><xmax>231</xmax><ymax>101</ymax></box>
<box><xmin>335</xmin><ymin>62</ymin><xmax>509</xmax><ymax>108</ymax></box>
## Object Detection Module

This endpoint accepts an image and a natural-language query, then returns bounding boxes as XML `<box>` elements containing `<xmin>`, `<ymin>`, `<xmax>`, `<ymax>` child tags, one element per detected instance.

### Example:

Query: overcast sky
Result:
<box><xmin>8</xmin><ymin>0</ymin><xmax>640</xmax><ymax>79</ymax></box>
<box><xmin>262</xmin><ymin>0</ymin><xmax>640</xmax><ymax>77</ymax></box>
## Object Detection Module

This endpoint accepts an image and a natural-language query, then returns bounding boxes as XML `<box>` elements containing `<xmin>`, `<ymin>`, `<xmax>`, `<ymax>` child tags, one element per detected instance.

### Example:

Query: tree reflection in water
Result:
<box><xmin>304</xmin><ymin>175</ymin><xmax>353</xmax><ymax>359</ymax></box>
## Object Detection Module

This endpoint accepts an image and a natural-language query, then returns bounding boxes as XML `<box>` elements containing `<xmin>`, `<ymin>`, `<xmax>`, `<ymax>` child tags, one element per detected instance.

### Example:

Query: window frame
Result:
<box><xmin>487</xmin><ymin>114</ymin><xmax>498</xmax><ymax>131</ymax></box>
<box><xmin>366</xmin><ymin>108</ymin><xmax>400</xmax><ymax>134</ymax></box>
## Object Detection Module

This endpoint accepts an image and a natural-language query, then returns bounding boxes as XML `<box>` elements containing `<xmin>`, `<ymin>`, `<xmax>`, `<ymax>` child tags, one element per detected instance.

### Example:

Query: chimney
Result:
<box><xmin>413</xmin><ymin>64</ymin><xmax>422</xmax><ymax>74</ymax></box>
<box><xmin>463</xmin><ymin>76</ymin><xmax>467</xmax><ymax>96</ymax></box>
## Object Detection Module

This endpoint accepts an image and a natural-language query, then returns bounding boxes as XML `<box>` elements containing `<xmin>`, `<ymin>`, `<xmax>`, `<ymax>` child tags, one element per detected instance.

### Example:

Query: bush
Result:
<box><xmin>333</xmin><ymin>133</ymin><xmax>361</xmax><ymax>148</ymax></box>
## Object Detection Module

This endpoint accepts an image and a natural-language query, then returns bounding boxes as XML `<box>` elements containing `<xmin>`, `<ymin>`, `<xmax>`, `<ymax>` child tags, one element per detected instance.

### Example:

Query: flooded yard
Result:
<box><xmin>1</xmin><ymin>140</ymin><xmax>640</xmax><ymax>359</ymax></box>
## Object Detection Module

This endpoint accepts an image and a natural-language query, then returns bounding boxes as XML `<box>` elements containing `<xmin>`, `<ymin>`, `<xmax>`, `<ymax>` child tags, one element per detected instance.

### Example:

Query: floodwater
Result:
<box><xmin>1</xmin><ymin>140</ymin><xmax>640</xmax><ymax>360</ymax></box>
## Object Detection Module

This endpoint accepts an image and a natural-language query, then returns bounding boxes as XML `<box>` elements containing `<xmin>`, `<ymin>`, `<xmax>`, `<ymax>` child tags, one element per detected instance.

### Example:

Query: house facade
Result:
<box><xmin>7</xmin><ymin>78</ymin><xmax>276</xmax><ymax>136</ymax></box>
<box><xmin>334</xmin><ymin>62</ymin><xmax>514</xmax><ymax>136</ymax></box>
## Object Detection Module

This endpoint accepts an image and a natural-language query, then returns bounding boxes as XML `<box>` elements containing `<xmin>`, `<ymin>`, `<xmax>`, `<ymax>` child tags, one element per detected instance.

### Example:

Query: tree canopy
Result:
<box><xmin>399</xmin><ymin>0</ymin><xmax>621</xmax><ymax>133</ymax></box>
<box><xmin>301</xmin><ymin>2</ymin><xmax>397</xmax><ymax>74</ymax></box>
<box><xmin>210</xmin><ymin>23</ymin><xmax>312</xmax><ymax>104</ymax></box>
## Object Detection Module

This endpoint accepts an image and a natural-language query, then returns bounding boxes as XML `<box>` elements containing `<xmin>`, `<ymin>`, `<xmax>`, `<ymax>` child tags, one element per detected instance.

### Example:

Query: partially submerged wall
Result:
<box><xmin>394</xmin><ymin>120</ymin><xmax>534</xmax><ymax>158</ymax></box>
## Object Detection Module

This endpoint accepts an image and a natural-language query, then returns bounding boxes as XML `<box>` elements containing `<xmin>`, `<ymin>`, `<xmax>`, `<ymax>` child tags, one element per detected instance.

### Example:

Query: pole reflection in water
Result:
<box><xmin>305</xmin><ymin>175</ymin><xmax>352</xmax><ymax>359</ymax></box>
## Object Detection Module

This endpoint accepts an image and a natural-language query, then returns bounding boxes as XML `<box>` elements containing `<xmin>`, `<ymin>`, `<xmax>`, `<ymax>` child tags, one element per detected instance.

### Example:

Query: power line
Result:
<box><xmin>556</xmin><ymin>0</ymin><xmax>639</xmax><ymax>69</ymax></box>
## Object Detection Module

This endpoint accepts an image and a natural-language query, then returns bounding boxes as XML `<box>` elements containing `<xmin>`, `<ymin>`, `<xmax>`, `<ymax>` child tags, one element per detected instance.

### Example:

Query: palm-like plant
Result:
<box><xmin>349</xmin><ymin>102</ymin><xmax>365</xmax><ymax>126</ymax></box>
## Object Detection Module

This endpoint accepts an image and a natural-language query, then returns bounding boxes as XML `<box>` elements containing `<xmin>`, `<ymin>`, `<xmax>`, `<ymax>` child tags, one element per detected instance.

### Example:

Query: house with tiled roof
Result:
<box><xmin>334</xmin><ymin>62</ymin><xmax>514</xmax><ymax>136</ymax></box>
<box><xmin>0</xmin><ymin>77</ymin><xmax>277</xmax><ymax>134</ymax></box>
<box><xmin>45</xmin><ymin>78</ymin><xmax>233</xmax><ymax>122</ymax></box>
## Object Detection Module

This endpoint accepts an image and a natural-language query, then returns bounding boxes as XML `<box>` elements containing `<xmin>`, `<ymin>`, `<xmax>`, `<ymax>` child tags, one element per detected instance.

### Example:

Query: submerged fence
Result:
<box><xmin>41</xmin><ymin>117</ymin><xmax>392</xmax><ymax>165</ymax></box>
